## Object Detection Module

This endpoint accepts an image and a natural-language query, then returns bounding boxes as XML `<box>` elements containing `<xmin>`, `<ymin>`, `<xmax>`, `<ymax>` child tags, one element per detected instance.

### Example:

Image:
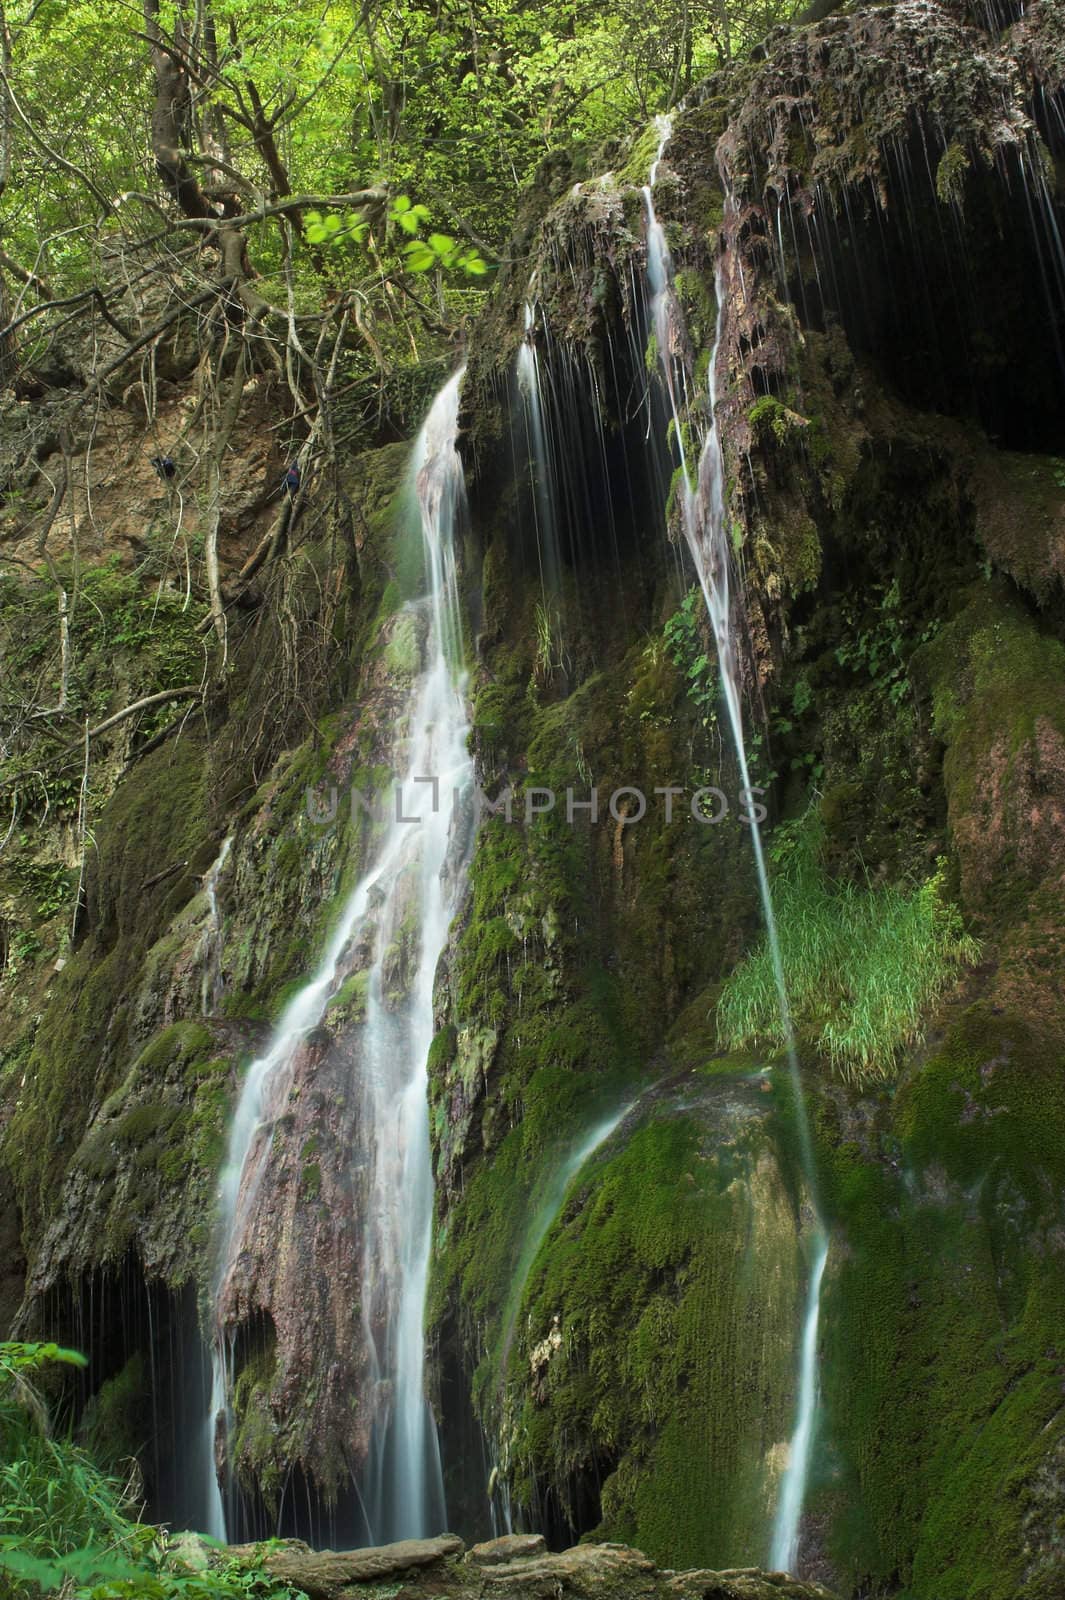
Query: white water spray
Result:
<box><xmin>359</xmin><ymin>370</ymin><xmax>473</xmax><ymax>1543</ymax></box>
<box><xmin>204</xmin><ymin>369</ymin><xmax>472</xmax><ymax>1543</ymax></box>
<box><xmin>642</xmin><ymin>123</ymin><xmax>827</xmax><ymax>1573</ymax></box>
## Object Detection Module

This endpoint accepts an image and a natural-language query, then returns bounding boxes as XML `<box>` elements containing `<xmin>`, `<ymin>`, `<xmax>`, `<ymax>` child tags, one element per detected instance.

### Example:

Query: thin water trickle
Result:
<box><xmin>499</xmin><ymin>1101</ymin><xmax>634</xmax><ymax>1379</ymax></box>
<box><xmin>517</xmin><ymin>299</ymin><xmax>562</xmax><ymax>596</ymax></box>
<box><xmin>204</xmin><ymin>370</ymin><xmax>472</xmax><ymax>1543</ymax></box>
<box><xmin>200</xmin><ymin>836</ymin><xmax>232</xmax><ymax>1014</ymax></box>
<box><xmin>769</xmin><ymin>1236</ymin><xmax>828</xmax><ymax>1571</ymax></box>
<box><xmin>642</xmin><ymin>127</ymin><xmax>826</xmax><ymax>1573</ymax></box>
<box><xmin>203</xmin><ymin>1347</ymin><xmax>227</xmax><ymax>1540</ymax></box>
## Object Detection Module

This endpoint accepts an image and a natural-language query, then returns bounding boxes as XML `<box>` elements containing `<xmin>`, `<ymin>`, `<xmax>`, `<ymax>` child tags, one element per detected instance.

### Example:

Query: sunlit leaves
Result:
<box><xmin>0</xmin><ymin>1340</ymin><xmax>89</xmax><ymax>1374</ymax></box>
<box><xmin>304</xmin><ymin>198</ymin><xmax>489</xmax><ymax>278</ymax></box>
<box><xmin>303</xmin><ymin>209</ymin><xmax>369</xmax><ymax>246</ymax></box>
<box><xmin>390</xmin><ymin>195</ymin><xmax>430</xmax><ymax>234</ymax></box>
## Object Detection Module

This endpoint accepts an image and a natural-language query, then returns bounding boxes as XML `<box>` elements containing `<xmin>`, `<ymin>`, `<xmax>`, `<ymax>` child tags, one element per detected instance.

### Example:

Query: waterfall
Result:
<box><xmin>769</xmin><ymin>1235</ymin><xmax>829</xmax><ymax>1571</ymax></box>
<box><xmin>517</xmin><ymin>299</ymin><xmax>562</xmax><ymax>597</ymax></box>
<box><xmin>200</xmin><ymin>835</ymin><xmax>232</xmax><ymax>1014</ymax></box>
<box><xmin>203</xmin><ymin>1350</ymin><xmax>228</xmax><ymax>1541</ymax></box>
<box><xmin>204</xmin><ymin>369</ymin><xmax>472</xmax><ymax>1544</ymax></box>
<box><xmin>641</xmin><ymin>120</ymin><xmax>827</xmax><ymax>1573</ymax></box>
<box><xmin>359</xmin><ymin>369</ymin><xmax>473</xmax><ymax>1543</ymax></box>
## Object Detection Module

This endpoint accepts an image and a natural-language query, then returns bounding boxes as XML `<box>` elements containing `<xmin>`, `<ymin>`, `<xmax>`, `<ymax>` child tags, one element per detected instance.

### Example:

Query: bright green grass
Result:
<box><xmin>717</xmin><ymin>816</ymin><xmax>979</xmax><ymax>1085</ymax></box>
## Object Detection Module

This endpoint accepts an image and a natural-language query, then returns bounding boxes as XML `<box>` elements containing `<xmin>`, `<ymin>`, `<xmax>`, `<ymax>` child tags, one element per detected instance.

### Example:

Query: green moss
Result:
<box><xmin>232</xmin><ymin>1331</ymin><xmax>283</xmax><ymax>1507</ymax></box>
<box><xmin>431</xmin><ymin>578</ymin><xmax>763</xmax><ymax>1537</ymax></box>
<box><xmin>916</xmin><ymin>584</ymin><xmax>1065</xmax><ymax>922</ymax></box>
<box><xmin>935</xmin><ymin>142</ymin><xmax>970</xmax><ymax>206</ymax></box>
<box><xmin>972</xmin><ymin>451</ymin><xmax>1065</xmax><ymax>604</ymax></box>
<box><xmin>500</xmin><ymin>1101</ymin><xmax>801</xmax><ymax>1568</ymax></box>
<box><xmin>382</xmin><ymin>611</ymin><xmax>420</xmax><ymax>677</ymax></box>
<box><xmin>323</xmin><ymin>971</ymin><xmax>369</xmax><ymax>1030</ymax></box>
<box><xmin>77</xmin><ymin>1353</ymin><xmax>149</xmax><ymax>1477</ymax></box>
<box><xmin>748</xmin><ymin>395</ymin><xmax>799</xmax><ymax>444</ymax></box>
<box><xmin>814</xmin><ymin>1000</ymin><xmax>1065</xmax><ymax>1596</ymax></box>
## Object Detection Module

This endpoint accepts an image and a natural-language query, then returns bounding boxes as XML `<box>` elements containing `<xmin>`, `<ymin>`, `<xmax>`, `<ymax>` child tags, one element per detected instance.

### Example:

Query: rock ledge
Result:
<box><xmin>198</xmin><ymin>1533</ymin><xmax>839</xmax><ymax>1600</ymax></box>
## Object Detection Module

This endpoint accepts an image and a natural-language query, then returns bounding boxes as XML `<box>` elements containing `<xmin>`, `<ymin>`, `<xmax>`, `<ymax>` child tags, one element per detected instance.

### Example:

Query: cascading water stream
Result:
<box><xmin>359</xmin><ymin>370</ymin><xmax>473</xmax><ymax>1544</ymax></box>
<box><xmin>769</xmin><ymin>1235</ymin><xmax>829</xmax><ymax>1570</ymax></box>
<box><xmin>642</xmin><ymin>118</ymin><xmax>826</xmax><ymax>1573</ymax></box>
<box><xmin>204</xmin><ymin>369</ymin><xmax>472</xmax><ymax>1544</ymax></box>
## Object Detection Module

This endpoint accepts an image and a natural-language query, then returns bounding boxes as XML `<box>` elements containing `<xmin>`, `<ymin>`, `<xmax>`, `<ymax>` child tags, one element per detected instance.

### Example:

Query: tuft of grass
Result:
<box><xmin>717</xmin><ymin>814</ymin><xmax>980</xmax><ymax>1086</ymax></box>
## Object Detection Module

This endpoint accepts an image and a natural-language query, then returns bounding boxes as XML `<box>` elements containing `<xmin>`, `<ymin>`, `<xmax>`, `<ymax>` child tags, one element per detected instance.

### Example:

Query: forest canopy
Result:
<box><xmin>0</xmin><ymin>0</ymin><xmax>795</xmax><ymax>832</ymax></box>
<box><xmin>0</xmin><ymin>0</ymin><xmax>795</xmax><ymax>352</ymax></box>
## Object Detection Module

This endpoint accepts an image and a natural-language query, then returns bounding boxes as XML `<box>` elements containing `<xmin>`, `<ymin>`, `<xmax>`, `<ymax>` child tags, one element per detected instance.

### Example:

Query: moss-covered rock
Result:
<box><xmin>499</xmin><ymin>1080</ymin><xmax>810</xmax><ymax>1568</ymax></box>
<box><xmin>813</xmin><ymin>998</ymin><xmax>1065</xmax><ymax>1597</ymax></box>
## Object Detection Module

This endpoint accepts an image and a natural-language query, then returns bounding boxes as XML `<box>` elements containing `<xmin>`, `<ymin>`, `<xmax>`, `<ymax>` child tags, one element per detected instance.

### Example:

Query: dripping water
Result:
<box><xmin>642</xmin><ymin>120</ymin><xmax>827</xmax><ymax>1574</ymax></box>
<box><xmin>517</xmin><ymin>299</ymin><xmax>562</xmax><ymax>598</ymax></box>
<box><xmin>204</xmin><ymin>369</ymin><xmax>473</xmax><ymax>1544</ymax></box>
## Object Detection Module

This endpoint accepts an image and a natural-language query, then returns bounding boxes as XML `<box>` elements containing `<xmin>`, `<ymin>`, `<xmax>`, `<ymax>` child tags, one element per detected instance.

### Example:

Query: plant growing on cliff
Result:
<box><xmin>664</xmin><ymin>588</ymin><xmax>718</xmax><ymax>736</ymax></box>
<box><xmin>717</xmin><ymin>812</ymin><xmax>980</xmax><ymax>1084</ymax></box>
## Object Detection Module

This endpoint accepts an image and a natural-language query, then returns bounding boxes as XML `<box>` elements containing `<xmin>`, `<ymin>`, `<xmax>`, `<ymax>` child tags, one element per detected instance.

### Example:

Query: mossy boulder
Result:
<box><xmin>497</xmin><ymin>1079</ymin><xmax>811</xmax><ymax>1568</ymax></box>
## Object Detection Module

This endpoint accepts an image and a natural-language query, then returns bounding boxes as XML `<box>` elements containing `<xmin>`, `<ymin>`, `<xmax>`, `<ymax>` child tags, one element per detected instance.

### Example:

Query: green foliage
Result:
<box><xmin>304</xmin><ymin>198</ymin><xmax>489</xmax><ymax>278</ymax></box>
<box><xmin>1</xmin><ymin>0</ymin><xmax>795</xmax><ymax>316</ymax></box>
<box><xmin>833</xmin><ymin>577</ymin><xmax>937</xmax><ymax>708</ymax></box>
<box><xmin>0</xmin><ymin>1343</ymin><xmax>87</xmax><ymax>1375</ymax></box>
<box><xmin>0</xmin><ymin>1344</ymin><xmax>300</xmax><ymax>1600</ymax></box>
<box><xmin>0</xmin><ymin>558</ymin><xmax>207</xmax><ymax>828</ymax></box>
<box><xmin>663</xmin><ymin>588</ymin><xmax>717</xmax><ymax>734</ymax></box>
<box><xmin>718</xmin><ymin>811</ymin><xmax>979</xmax><ymax>1083</ymax></box>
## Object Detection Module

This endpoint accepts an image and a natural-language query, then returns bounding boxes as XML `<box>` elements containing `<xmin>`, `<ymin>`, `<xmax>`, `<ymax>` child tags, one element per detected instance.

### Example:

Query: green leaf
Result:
<box><xmin>403</xmin><ymin>240</ymin><xmax>436</xmax><ymax>272</ymax></box>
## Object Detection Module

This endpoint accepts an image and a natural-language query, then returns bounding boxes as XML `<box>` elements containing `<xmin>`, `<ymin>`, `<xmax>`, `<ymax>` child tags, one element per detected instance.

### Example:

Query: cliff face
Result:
<box><xmin>432</xmin><ymin>1</ymin><xmax>1065</xmax><ymax>1592</ymax></box>
<box><xmin>2</xmin><ymin>0</ymin><xmax>1065</xmax><ymax>1592</ymax></box>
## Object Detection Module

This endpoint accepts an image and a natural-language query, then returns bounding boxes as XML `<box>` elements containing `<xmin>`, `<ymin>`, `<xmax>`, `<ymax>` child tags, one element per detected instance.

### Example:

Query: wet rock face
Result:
<box><xmin>3</xmin><ymin>434</ymin><xmax>427</xmax><ymax>1523</ymax></box>
<box><xmin>437</xmin><ymin>0</ymin><xmax>1065</xmax><ymax>1590</ymax></box>
<box><xmin>214</xmin><ymin>609</ymin><xmax>445</xmax><ymax>1515</ymax></box>
<box><xmin>718</xmin><ymin>0</ymin><xmax>1033</xmax><ymax>202</ymax></box>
